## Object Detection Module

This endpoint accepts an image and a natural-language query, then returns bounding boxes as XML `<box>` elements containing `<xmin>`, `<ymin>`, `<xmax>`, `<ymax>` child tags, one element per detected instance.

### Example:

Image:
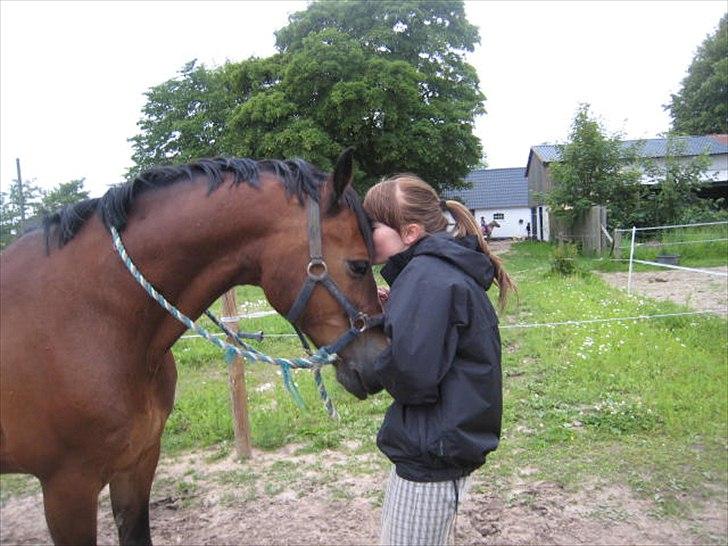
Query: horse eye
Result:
<box><xmin>347</xmin><ymin>260</ymin><xmax>370</xmax><ymax>277</ymax></box>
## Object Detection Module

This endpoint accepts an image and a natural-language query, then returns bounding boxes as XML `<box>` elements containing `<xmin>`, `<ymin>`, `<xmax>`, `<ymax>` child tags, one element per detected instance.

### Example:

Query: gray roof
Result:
<box><xmin>443</xmin><ymin>167</ymin><xmax>528</xmax><ymax>209</ymax></box>
<box><xmin>530</xmin><ymin>135</ymin><xmax>728</xmax><ymax>164</ymax></box>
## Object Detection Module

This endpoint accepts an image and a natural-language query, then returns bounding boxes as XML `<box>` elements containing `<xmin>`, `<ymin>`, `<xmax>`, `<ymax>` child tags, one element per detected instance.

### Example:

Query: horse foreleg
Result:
<box><xmin>41</xmin><ymin>468</ymin><xmax>102</xmax><ymax>546</ymax></box>
<box><xmin>110</xmin><ymin>442</ymin><xmax>160</xmax><ymax>546</ymax></box>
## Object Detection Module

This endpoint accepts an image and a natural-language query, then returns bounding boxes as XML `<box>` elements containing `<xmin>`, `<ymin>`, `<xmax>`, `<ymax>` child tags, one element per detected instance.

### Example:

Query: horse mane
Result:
<box><xmin>41</xmin><ymin>157</ymin><xmax>332</xmax><ymax>251</ymax></box>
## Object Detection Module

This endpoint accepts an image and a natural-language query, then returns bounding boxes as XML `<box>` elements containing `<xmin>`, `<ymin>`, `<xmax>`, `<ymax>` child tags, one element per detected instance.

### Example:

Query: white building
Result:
<box><xmin>443</xmin><ymin>167</ymin><xmax>532</xmax><ymax>239</ymax></box>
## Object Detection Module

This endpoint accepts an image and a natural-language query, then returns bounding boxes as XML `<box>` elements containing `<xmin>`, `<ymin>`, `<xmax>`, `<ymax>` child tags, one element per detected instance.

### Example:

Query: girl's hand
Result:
<box><xmin>377</xmin><ymin>287</ymin><xmax>390</xmax><ymax>308</ymax></box>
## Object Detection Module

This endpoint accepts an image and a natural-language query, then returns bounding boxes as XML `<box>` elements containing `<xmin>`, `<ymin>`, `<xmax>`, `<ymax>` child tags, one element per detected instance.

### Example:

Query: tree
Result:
<box><xmin>38</xmin><ymin>178</ymin><xmax>89</xmax><ymax>213</ymax></box>
<box><xmin>0</xmin><ymin>178</ymin><xmax>43</xmax><ymax>250</ymax></box>
<box><xmin>545</xmin><ymin>104</ymin><xmax>643</xmax><ymax>229</ymax></box>
<box><xmin>0</xmin><ymin>178</ymin><xmax>89</xmax><ymax>250</ymax></box>
<box><xmin>666</xmin><ymin>14</ymin><xmax>728</xmax><ymax>135</ymax></box>
<box><xmin>639</xmin><ymin>135</ymin><xmax>719</xmax><ymax>226</ymax></box>
<box><xmin>127</xmin><ymin>60</ymin><xmax>242</xmax><ymax>179</ymax></box>
<box><xmin>128</xmin><ymin>1</ymin><xmax>485</xmax><ymax>194</ymax></box>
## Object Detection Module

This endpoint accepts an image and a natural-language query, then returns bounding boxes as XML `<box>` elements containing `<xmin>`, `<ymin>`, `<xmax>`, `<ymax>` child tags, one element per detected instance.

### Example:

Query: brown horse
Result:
<box><xmin>0</xmin><ymin>149</ymin><xmax>386</xmax><ymax>545</ymax></box>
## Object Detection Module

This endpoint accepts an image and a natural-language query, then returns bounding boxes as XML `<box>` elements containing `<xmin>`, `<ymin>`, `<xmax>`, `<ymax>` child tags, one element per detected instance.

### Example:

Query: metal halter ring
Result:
<box><xmin>307</xmin><ymin>259</ymin><xmax>328</xmax><ymax>280</ymax></box>
<box><xmin>350</xmin><ymin>312</ymin><xmax>369</xmax><ymax>333</ymax></box>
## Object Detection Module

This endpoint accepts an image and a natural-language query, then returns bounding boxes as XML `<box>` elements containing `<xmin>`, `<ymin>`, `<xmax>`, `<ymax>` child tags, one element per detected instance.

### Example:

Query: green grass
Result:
<box><xmin>597</xmin><ymin>225</ymin><xmax>728</xmax><ymax>271</ymax></box>
<box><xmin>6</xmin><ymin>240</ymin><xmax>723</xmax><ymax>517</ymax></box>
<box><xmin>490</xmin><ymin>241</ymin><xmax>727</xmax><ymax>513</ymax></box>
<box><xmin>156</xmin><ymin>239</ymin><xmax>727</xmax><ymax>518</ymax></box>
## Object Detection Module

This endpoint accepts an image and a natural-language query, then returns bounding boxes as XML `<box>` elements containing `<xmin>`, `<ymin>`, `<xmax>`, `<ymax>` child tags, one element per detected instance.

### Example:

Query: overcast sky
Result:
<box><xmin>1</xmin><ymin>0</ymin><xmax>726</xmax><ymax>197</ymax></box>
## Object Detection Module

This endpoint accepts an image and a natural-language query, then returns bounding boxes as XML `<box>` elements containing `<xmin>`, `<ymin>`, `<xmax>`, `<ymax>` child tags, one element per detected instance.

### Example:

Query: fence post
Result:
<box><xmin>221</xmin><ymin>289</ymin><xmax>252</xmax><ymax>459</ymax></box>
<box><xmin>627</xmin><ymin>226</ymin><xmax>636</xmax><ymax>295</ymax></box>
<box><xmin>613</xmin><ymin>229</ymin><xmax>622</xmax><ymax>258</ymax></box>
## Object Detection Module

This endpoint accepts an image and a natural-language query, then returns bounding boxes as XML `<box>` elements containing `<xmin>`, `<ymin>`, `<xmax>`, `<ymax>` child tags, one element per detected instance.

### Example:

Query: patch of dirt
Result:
<box><xmin>488</xmin><ymin>239</ymin><xmax>514</xmax><ymax>255</ymax></box>
<box><xmin>597</xmin><ymin>266</ymin><xmax>727</xmax><ymax>316</ymax></box>
<box><xmin>2</xmin><ymin>446</ymin><xmax>726</xmax><ymax>545</ymax></box>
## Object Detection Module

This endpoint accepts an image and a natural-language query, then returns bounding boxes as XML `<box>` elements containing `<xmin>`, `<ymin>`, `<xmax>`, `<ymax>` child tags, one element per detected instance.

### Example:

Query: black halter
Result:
<box><xmin>286</xmin><ymin>196</ymin><xmax>383</xmax><ymax>356</ymax></box>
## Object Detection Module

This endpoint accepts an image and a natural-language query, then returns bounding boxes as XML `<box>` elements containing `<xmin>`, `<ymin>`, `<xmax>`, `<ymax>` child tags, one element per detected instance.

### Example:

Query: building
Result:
<box><xmin>446</xmin><ymin>134</ymin><xmax>727</xmax><ymax>242</ymax></box>
<box><xmin>525</xmin><ymin>135</ymin><xmax>728</xmax><ymax>239</ymax></box>
<box><xmin>443</xmin><ymin>167</ymin><xmax>531</xmax><ymax>239</ymax></box>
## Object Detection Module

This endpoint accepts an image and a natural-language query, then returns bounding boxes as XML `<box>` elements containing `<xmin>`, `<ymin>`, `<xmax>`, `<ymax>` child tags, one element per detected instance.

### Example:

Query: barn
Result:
<box><xmin>443</xmin><ymin>167</ymin><xmax>531</xmax><ymax>239</ymax></box>
<box><xmin>525</xmin><ymin>134</ymin><xmax>728</xmax><ymax>240</ymax></box>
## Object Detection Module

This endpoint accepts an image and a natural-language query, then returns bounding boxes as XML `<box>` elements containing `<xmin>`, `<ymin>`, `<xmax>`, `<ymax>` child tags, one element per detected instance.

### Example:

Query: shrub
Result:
<box><xmin>550</xmin><ymin>243</ymin><xmax>579</xmax><ymax>275</ymax></box>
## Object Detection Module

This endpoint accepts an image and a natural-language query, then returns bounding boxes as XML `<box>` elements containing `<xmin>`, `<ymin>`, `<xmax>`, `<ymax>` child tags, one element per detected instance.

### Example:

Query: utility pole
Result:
<box><xmin>15</xmin><ymin>158</ymin><xmax>25</xmax><ymax>224</ymax></box>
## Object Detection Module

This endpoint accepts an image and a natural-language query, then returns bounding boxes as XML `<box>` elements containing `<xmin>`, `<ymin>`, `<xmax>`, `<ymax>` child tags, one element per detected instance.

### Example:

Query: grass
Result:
<box><xmin>597</xmin><ymin>225</ymin><xmax>728</xmax><ymax>271</ymax></box>
<box><xmin>488</xmin><ymin>241</ymin><xmax>727</xmax><ymax>513</ymax></box>
<box><xmin>2</xmin><ymin>240</ymin><xmax>725</xmax><ymax>520</ymax></box>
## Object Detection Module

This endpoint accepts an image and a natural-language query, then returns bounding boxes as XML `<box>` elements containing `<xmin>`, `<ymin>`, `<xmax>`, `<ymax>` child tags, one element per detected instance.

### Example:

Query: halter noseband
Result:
<box><xmin>285</xmin><ymin>196</ymin><xmax>383</xmax><ymax>356</ymax></box>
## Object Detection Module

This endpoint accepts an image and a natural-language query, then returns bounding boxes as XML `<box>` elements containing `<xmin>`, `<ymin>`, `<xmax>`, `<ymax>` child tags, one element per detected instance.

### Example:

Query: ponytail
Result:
<box><xmin>363</xmin><ymin>174</ymin><xmax>516</xmax><ymax>312</ymax></box>
<box><xmin>444</xmin><ymin>200</ymin><xmax>517</xmax><ymax>311</ymax></box>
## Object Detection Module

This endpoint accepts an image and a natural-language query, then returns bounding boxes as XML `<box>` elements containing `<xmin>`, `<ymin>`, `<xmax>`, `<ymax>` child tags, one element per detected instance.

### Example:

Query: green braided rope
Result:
<box><xmin>110</xmin><ymin>226</ymin><xmax>339</xmax><ymax>419</ymax></box>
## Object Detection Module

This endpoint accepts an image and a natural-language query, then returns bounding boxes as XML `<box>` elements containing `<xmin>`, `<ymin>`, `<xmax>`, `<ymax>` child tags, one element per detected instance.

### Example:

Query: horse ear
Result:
<box><xmin>331</xmin><ymin>147</ymin><xmax>354</xmax><ymax>204</ymax></box>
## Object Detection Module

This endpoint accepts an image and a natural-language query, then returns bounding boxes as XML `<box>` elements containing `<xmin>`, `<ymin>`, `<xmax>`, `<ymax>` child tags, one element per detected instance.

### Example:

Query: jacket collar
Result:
<box><xmin>381</xmin><ymin>240</ymin><xmax>420</xmax><ymax>286</ymax></box>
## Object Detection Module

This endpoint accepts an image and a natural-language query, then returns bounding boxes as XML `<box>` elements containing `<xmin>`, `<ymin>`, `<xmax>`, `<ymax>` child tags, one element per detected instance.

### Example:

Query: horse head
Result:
<box><xmin>257</xmin><ymin>149</ymin><xmax>387</xmax><ymax>400</ymax></box>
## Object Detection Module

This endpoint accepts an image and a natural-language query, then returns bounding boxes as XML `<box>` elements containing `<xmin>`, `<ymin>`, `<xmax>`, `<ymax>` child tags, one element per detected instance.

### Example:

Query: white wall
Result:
<box><xmin>474</xmin><ymin>207</ymin><xmax>532</xmax><ymax>239</ymax></box>
<box><xmin>639</xmin><ymin>153</ymin><xmax>728</xmax><ymax>185</ymax></box>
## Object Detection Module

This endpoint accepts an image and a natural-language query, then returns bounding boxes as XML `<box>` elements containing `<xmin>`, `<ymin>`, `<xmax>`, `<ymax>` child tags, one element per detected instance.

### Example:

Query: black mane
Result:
<box><xmin>42</xmin><ymin>157</ymin><xmax>327</xmax><ymax>250</ymax></box>
<box><xmin>41</xmin><ymin>156</ymin><xmax>374</xmax><ymax>260</ymax></box>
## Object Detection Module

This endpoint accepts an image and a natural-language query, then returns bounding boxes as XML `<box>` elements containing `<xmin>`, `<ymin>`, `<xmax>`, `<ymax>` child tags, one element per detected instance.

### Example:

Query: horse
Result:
<box><xmin>482</xmin><ymin>220</ymin><xmax>501</xmax><ymax>240</ymax></box>
<box><xmin>0</xmin><ymin>148</ymin><xmax>387</xmax><ymax>545</ymax></box>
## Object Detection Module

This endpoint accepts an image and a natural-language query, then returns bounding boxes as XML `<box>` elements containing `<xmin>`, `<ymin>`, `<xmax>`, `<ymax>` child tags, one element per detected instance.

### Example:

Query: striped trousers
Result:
<box><xmin>379</xmin><ymin>467</ymin><xmax>472</xmax><ymax>546</ymax></box>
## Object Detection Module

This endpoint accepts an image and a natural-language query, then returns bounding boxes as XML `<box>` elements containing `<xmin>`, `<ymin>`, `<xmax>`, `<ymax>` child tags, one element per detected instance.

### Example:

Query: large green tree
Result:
<box><xmin>127</xmin><ymin>60</ymin><xmax>242</xmax><ymax>179</ymax></box>
<box><xmin>128</xmin><ymin>1</ymin><xmax>485</xmax><ymax>194</ymax></box>
<box><xmin>666</xmin><ymin>14</ymin><xmax>728</xmax><ymax>135</ymax></box>
<box><xmin>546</xmin><ymin>104</ymin><xmax>643</xmax><ymax>229</ymax></box>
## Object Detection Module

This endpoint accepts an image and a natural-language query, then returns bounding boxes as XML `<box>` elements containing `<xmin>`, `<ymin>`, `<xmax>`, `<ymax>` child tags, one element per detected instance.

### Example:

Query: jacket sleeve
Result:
<box><xmin>374</xmin><ymin>263</ymin><xmax>463</xmax><ymax>405</ymax></box>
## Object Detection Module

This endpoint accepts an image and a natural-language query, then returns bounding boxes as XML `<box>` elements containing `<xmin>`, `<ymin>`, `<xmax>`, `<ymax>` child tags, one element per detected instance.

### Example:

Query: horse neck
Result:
<box><xmin>107</xmin><ymin>175</ymin><xmax>293</xmax><ymax>358</ymax></box>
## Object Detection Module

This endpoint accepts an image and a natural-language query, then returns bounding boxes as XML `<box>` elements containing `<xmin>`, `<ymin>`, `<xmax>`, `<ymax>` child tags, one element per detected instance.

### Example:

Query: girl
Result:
<box><xmin>363</xmin><ymin>174</ymin><xmax>515</xmax><ymax>546</ymax></box>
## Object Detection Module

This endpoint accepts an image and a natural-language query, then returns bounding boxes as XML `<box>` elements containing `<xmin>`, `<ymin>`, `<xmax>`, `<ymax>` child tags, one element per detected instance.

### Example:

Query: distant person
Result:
<box><xmin>526</xmin><ymin>222</ymin><xmax>531</xmax><ymax>239</ymax></box>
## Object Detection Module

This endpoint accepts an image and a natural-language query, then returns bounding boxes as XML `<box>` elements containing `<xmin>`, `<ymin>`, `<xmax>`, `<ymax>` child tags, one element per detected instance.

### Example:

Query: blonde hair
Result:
<box><xmin>363</xmin><ymin>174</ymin><xmax>516</xmax><ymax>311</ymax></box>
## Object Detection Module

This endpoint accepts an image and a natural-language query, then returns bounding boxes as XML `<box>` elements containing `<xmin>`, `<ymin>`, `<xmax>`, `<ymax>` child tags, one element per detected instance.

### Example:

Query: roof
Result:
<box><xmin>443</xmin><ymin>167</ymin><xmax>528</xmax><ymax>209</ymax></box>
<box><xmin>527</xmin><ymin>134</ymin><xmax>728</xmax><ymax>174</ymax></box>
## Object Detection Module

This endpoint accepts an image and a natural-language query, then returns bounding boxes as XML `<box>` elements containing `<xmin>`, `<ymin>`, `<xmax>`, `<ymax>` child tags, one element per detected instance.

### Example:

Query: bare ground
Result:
<box><xmin>3</xmin><ymin>246</ymin><xmax>726</xmax><ymax>545</ymax></box>
<box><xmin>2</xmin><ymin>444</ymin><xmax>726</xmax><ymax>545</ymax></box>
<box><xmin>596</xmin><ymin>266</ymin><xmax>727</xmax><ymax>317</ymax></box>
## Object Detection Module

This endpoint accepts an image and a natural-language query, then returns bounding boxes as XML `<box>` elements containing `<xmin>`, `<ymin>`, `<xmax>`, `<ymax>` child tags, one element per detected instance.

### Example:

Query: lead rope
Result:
<box><xmin>110</xmin><ymin>226</ymin><xmax>340</xmax><ymax>419</ymax></box>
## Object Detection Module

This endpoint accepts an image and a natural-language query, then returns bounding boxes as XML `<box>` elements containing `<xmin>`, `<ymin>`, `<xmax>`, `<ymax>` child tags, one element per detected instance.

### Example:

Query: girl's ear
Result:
<box><xmin>401</xmin><ymin>223</ymin><xmax>425</xmax><ymax>245</ymax></box>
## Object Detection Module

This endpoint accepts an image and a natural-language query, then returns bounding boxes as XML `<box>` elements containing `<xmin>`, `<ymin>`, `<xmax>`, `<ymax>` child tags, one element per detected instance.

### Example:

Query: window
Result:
<box><xmin>493</xmin><ymin>213</ymin><xmax>505</xmax><ymax>220</ymax></box>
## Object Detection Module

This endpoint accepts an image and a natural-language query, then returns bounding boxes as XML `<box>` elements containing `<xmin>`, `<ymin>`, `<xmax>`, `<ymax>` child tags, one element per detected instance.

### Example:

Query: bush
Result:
<box><xmin>550</xmin><ymin>243</ymin><xmax>579</xmax><ymax>275</ymax></box>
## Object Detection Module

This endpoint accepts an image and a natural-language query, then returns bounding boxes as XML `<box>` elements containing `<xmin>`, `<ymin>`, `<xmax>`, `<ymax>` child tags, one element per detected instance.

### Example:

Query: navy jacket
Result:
<box><xmin>375</xmin><ymin>232</ymin><xmax>502</xmax><ymax>482</ymax></box>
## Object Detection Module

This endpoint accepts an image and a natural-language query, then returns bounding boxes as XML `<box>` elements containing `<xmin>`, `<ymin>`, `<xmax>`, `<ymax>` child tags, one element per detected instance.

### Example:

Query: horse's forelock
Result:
<box><xmin>341</xmin><ymin>186</ymin><xmax>375</xmax><ymax>262</ymax></box>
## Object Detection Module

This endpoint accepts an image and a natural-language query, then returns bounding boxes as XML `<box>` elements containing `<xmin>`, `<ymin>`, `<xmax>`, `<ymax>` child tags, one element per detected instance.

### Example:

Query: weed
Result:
<box><xmin>550</xmin><ymin>243</ymin><xmax>579</xmax><ymax>275</ymax></box>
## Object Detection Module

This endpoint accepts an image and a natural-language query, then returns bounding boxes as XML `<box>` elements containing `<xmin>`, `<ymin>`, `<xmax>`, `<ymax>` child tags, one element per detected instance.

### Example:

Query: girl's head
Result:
<box><xmin>363</xmin><ymin>174</ymin><xmax>516</xmax><ymax>310</ymax></box>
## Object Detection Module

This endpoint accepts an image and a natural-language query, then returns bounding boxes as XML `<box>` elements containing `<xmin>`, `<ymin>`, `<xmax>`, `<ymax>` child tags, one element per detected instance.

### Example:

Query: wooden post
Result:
<box><xmin>627</xmin><ymin>227</ymin><xmax>637</xmax><ymax>295</ymax></box>
<box><xmin>221</xmin><ymin>289</ymin><xmax>252</xmax><ymax>459</ymax></box>
<box><xmin>15</xmin><ymin>158</ymin><xmax>26</xmax><ymax>228</ymax></box>
<box><xmin>613</xmin><ymin>229</ymin><xmax>622</xmax><ymax>259</ymax></box>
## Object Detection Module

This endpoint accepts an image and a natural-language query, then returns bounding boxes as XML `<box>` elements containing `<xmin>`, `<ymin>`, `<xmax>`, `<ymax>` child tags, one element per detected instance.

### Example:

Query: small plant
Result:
<box><xmin>550</xmin><ymin>243</ymin><xmax>579</xmax><ymax>275</ymax></box>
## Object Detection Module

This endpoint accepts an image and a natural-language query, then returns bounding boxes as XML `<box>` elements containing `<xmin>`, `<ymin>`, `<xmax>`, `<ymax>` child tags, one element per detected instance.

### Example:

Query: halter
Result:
<box><xmin>286</xmin><ymin>196</ymin><xmax>383</xmax><ymax>356</ymax></box>
<box><xmin>108</xmin><ymin>188</ymin><xmax>383</xmax><ymax>418</ymax></box>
